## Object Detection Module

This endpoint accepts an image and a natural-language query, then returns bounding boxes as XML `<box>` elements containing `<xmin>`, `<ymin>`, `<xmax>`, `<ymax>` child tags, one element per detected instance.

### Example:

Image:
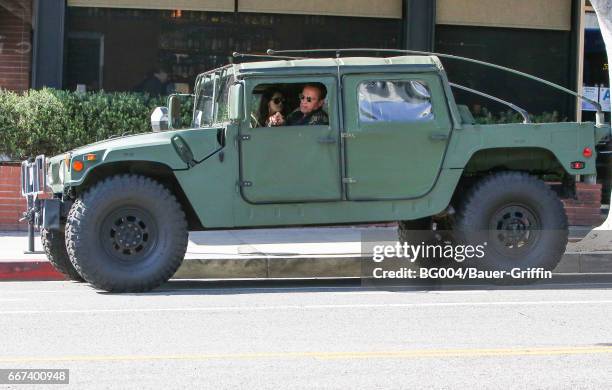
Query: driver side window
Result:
<box><xmin>250</xmin><ymin>82</ymin><xmax>330</xmax><ymax>128</ymax></box>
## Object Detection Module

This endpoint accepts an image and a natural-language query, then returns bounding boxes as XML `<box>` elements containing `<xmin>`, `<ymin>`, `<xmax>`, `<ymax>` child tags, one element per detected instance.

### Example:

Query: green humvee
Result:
<box><xmin>21</xmin><ymin>49</ymin><xmax>611</xmax><ymax>292</ymax></box>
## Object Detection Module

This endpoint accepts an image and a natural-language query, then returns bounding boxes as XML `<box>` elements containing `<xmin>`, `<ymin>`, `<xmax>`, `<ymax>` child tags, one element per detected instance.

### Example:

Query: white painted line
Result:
<box><xmin>150</xmin><ymin>284</ymin><xmax>612</xmax><ymax>294</ymax></box>
<box><xmin>2</xmin><ymin>281</ymin><xmax>612</xmax><ymax>295</ymax></box>
<box><xmin>0</xmin><ymin>289</ymin><xmax>71</xmax><ymax>294</ymax></box>
<box><xmin>1</xmin><ymin>300</ymin><xmax>612</xmax><ymax>315</ymax></box>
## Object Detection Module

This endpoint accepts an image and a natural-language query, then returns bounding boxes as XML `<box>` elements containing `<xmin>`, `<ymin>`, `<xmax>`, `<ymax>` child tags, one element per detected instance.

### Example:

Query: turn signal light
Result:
<box><xmin>583</xmin><ymin>147</ymin><xmax>593</xmax><ymax>158</ymax></box>
<box><xmin>72</xmin><ymin>160</ymin><xmax>84</xmax><ymax>172</ymax></box>
<box><xmin>570</xmin><ymin>161</ymin><xmax>585</xmax><ymax>170</ymax></box>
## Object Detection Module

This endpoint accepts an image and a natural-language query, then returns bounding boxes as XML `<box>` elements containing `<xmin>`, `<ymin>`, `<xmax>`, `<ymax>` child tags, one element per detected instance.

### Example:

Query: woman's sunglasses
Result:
<box><xmin>271</xmin><ymin>97</ymin><xmax>285</xmax><ymax>104</ymax></box>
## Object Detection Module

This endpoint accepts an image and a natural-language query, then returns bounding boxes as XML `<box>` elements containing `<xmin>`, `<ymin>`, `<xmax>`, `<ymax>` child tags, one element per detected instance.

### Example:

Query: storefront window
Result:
<box><xmin>65</xmin><ymin>8</ymin><xmax>402</xmax><ymax>94</ymax></box>
<box><xmin>582</xmin><ymin>11</ymin><xmax>610</xmax><ymax>122</ymax></box>
<box><xmin>435</xmin><ymin>24</ymin><xmax>574</xmax><ymax>120</ymax></box>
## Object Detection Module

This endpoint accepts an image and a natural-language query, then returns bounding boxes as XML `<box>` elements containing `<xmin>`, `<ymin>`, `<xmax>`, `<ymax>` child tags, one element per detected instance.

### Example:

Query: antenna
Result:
<box><xmin>232</xmin><ymin>52</ymin><xmax>304</xmax><ymax>60</ymax></box>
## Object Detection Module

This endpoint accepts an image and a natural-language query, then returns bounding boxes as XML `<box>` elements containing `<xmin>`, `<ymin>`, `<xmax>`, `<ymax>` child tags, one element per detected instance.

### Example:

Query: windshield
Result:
<box><xmin>193</xmin><ymin>67</ymin><xmax>233</xmax><ymax>127</ymax></box>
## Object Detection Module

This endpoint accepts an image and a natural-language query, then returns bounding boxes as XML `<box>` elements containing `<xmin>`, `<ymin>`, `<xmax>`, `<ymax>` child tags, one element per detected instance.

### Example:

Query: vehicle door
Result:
<box><xmin>342</xmin><ymin>73</ymin><xmax>453</xmax><ymax>200</ymax></box>
<box><xmin>238</xmin><ymin>77</ymin><xmax>342</xmax><ymax>203</ymax></box>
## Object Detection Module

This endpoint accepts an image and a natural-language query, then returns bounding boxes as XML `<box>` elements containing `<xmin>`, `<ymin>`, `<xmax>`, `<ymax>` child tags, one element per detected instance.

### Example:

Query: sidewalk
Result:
<box><xmin>0</xmin><ymin>227</ymin><xmax>377</xmax><ymax>280</ymax></box>
<box><xmin>0</xmin><ymin>226</ymin><xmax>610</xmax><ymax>280</ymax></box>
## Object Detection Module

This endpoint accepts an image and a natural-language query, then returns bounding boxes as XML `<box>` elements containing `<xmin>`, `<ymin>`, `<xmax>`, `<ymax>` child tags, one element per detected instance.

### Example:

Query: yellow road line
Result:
<box><xmin>1</xmin><ymin>346</ymin><xmax>612</xmax><ymax>363</ymax></box>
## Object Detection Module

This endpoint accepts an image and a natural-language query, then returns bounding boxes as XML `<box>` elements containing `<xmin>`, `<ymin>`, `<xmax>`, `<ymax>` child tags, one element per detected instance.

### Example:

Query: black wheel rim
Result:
<box><xmin>489</xmin><ymin>204</ymin><xmax>541</xmax><ymax>257</ymax></box>
<box><xmin>100</xmin><ymin>206</ymin><xmax>158</xmax><ymax>263</ymax></box>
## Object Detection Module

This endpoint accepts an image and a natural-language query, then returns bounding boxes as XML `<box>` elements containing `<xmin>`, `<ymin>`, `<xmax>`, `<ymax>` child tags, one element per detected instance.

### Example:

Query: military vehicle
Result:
<box><xmin>21</xmin><ymin>48</ymin><xmax>611</xmax><ymax>292</ymax></box>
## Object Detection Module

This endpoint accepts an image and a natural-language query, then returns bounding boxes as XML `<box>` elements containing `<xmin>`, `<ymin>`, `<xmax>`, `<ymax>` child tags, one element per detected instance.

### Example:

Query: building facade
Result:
<box><xmin>581</xmin><ymin>0</ymin><xmax>610</xmax><ymax>121</ymax></box>
<box><xmin>0</xmin><ymin>0</ymin><xmax>31</xmax><ymax>91</ymax></box>
<box><xmin>0</xmin><ymin>0</ymin><xmax>608</xmax><ymax>120</ymax></box>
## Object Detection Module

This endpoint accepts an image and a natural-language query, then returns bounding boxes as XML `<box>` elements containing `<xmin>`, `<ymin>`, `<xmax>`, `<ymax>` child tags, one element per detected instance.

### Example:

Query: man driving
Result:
<box><xmin>268</xmin><ymin>84</ymin><xmax>329</xmax><ymax>126</ymax></box>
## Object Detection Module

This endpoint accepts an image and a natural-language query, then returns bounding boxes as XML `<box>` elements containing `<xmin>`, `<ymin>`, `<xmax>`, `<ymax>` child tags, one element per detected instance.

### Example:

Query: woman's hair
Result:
<box><xmin>257</xmin><ymin>87</ymin><xmax>285</xmax><ymax>126</ymax></box>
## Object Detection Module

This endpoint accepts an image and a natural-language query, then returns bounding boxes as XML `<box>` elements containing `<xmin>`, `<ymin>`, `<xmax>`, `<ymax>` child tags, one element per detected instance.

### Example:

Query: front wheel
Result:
<box><xmin>41</xmin><ymin>228</ymin><xmax>84</xmax><ymax>282</ymax></box>
<box><xmin>65</xmin><ymin>175</ymin><xmax>189</xmax><ymax>292</ymax></box>
<box><xmin>454</xmin><ymin>172</ymin><xmax>568</xmax><ymax>274</ymax></box>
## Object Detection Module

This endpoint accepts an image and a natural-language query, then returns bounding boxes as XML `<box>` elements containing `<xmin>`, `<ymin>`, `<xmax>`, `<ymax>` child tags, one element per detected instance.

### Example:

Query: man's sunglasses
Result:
<box><xmin>299</xmin><ymin>94</ymin><xmax>317</xmax><ymax>103</ymax></box>
<box><xmin>271</xmin><ymin>97</ymin><xmax>286</xmax><ymax>104</ymax></box>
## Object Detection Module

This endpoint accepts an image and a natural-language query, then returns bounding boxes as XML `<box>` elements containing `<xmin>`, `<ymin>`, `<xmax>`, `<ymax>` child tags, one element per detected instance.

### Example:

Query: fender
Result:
<box><xmin>53</xmin><ymin>127</ymin><xmax>223</xmax><ymax>191</ymax></box>
<box><xmin>444</xmin><ymin>122</ymin><xmax>602</xmax><ymax>176</ymax></box>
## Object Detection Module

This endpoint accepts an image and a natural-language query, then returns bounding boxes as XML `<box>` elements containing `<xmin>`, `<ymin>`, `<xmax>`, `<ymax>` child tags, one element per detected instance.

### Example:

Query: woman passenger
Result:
<box><xmin>257</xmin><ymin>88</ymin><xmax>287</xmax><ymax>127</ymax></box>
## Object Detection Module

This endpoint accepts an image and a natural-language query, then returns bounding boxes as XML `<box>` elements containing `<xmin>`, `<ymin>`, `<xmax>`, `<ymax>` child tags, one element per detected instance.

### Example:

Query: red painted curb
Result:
<box><xmin>0</xmin><ymin>261</ymin><xmax>66</xmax><ymax>281</ymax></box>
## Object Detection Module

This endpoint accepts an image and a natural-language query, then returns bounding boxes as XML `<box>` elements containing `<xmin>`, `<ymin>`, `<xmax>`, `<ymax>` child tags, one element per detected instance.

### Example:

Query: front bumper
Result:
<box><xmin>20</xmin><ymin>155</ymin><xmax>65</xmax><ymax>231</ymax></box>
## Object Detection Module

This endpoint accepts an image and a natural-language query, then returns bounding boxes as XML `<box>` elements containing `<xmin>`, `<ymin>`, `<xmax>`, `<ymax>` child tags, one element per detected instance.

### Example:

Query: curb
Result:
<box><xmin>0</xmin><ymin>261</ymin><xmax>67</xmax><ymax>281</ymax></box>
<box><xmin>0</xmin><ymin>252</ymin><xmax>610</xmax><ymax>281</ymax></box>
<box><xmin>557</xmin><ymin>252</ymin><xmax>612</xmax><ymax>273</ymax></box>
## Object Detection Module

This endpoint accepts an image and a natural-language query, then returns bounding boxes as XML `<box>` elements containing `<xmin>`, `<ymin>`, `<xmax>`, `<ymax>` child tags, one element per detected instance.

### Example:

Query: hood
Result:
<box><xmin>69</xmin><ymin>132</ymin><xmax>171</xmax><ymax>156</ymax></box>
<box><xmin>64</xmin><ymin>127</ymin><xmax>223</xmax><ymax>168</ymax></box>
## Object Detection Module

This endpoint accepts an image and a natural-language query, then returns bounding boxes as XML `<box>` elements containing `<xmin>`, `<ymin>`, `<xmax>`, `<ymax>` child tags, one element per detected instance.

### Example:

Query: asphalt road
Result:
<box><xmin>1</xmin><ymin>277</ymin><xmax>612</xmax><ymax>389</ymax></box>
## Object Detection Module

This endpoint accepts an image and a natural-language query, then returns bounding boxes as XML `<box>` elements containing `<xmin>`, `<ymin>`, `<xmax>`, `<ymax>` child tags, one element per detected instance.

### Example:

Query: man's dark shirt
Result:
<box><xmin>286</xmin><ymin>108</ymin><xmax>329</xmax><ymax>126</ymax></box>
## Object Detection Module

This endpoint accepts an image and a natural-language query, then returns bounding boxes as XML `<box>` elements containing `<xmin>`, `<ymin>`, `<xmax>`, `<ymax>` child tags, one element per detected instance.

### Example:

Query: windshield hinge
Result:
<box><xmin>341</xmin><ymin>132</ymin><xmax>355</xmax><ymax>139</ymax></box>
<box><xmin>238</xmin><ymin>134</ymin><xmax>251</xmax><ymax>141</ymax></box>
<box><xmin>239</xmin><ymin>181</ymin><xmax>252</xmax><ymax>187</ymax></box>
<box><xmin>342</xmin><ymin>178</ymin><xmax>357</xmax><ymax>184</ymax></box>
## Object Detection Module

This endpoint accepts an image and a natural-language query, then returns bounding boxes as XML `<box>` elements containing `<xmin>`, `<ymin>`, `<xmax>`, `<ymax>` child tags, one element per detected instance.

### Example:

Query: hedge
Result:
<box><xmin>0</xmin><ymin>88</ymin><xmax>192</xmax><ymax>160</ymax></box>
<box><xmin>0</xmin><ymin>88</ymin><xmax>566</xmax><ymax>161</ymax></box>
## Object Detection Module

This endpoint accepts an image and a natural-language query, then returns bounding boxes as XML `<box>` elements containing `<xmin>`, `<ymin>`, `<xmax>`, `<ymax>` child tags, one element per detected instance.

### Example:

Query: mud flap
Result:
<box><xmin>42</xmin><ymin>199</ymin><xmax>61</xmax><ymax>231</ymax></box>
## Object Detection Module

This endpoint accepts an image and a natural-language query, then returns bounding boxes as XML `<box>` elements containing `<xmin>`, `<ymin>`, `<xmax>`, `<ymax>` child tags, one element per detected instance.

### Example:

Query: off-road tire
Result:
<box><xmin>41</xmin><ymin>228</ymin><xmax>84</xmax><ymax>282</ymax></box>
<box><xmin>65</xmin><ymin>174</ymin><xmax>189</xmax><ymax>292</ymax></box>
<box><xmin>398</xmin><ymin>218</ymin><xmax>458</xmax><ymax>268</ymax></box>
<box><xmin>454</xmin><ymin>171</ymin><xmax>568</xmax><ymax>274</ymax></box>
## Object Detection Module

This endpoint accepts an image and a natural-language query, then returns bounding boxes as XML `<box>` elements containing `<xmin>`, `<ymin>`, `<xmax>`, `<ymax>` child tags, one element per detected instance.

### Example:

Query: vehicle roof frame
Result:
<box><xmin>265</xmin><ymin>48</ymin><xmax>607</xmax><ymax>127</ymax></box>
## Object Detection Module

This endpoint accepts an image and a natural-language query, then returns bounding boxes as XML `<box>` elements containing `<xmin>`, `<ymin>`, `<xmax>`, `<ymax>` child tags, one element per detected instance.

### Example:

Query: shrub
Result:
<box><xmin>0</xmin><ymin>89</ymin><xmax>191</xmax><ymax>160</ymax></box>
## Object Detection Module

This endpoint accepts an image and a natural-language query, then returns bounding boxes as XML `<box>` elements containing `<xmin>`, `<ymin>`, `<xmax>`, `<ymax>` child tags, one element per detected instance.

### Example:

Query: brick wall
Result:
<box><xmin>0</xmin><ymin>1</ymin><xmax>32</xmax><ymax>92</ymax></box>
<box><xmin>0</xmin><ymin>163</ymin><xmax>27</xmax><ymax>231</ymax></box>
<box><xmin>563</xmin><ymin>183</ymin><xmax>605</xmax><ymax>227</ymax></box>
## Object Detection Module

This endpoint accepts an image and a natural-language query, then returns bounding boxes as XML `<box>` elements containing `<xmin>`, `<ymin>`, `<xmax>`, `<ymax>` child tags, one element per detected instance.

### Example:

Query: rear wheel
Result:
<box><xmin>454</xmin><ymin>172</ymin><xmax>568</xmax><ymax>275</ymax></box>
<box><xmin>398</xmin><ymin>218</ymin><xmax>458</xmax><ymax>268</ymax></box>
<box><xmin>40</xmin><ymin>228</ymin><xmax>84</xmax><ymax>282</ymax></box>
<box><xmin>65</xmin><ymin>174</ymin><xmax>189</xmax><ymax>292</ymax></box>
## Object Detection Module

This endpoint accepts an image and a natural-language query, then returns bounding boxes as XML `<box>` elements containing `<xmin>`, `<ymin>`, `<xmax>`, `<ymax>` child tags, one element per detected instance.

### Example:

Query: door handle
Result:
<box><xmin>317</xmin><ymin>136</ymin><xmax>337</xmax><ymax>144</ymax></box>
<box><xmin>429</xmin><ymin>132</ymin><xmax>449</xmax><ymax>141</ymax></box>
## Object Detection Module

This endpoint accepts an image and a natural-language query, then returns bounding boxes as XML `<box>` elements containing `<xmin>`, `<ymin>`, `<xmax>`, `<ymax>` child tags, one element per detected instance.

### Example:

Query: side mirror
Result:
<box><xmin>167</xmin><ymin>95</ymin><xmax>182</xmax><ymax>129</ymax></box>
<box><xmin>150</xmin><ymin>107</ymin><xmax>169</xmax><ymax>132</ymax></box>
<box><xmin>229</xmin><ymin>83</ymin><xmax>244</xmax><ymax>122</ymax></box>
